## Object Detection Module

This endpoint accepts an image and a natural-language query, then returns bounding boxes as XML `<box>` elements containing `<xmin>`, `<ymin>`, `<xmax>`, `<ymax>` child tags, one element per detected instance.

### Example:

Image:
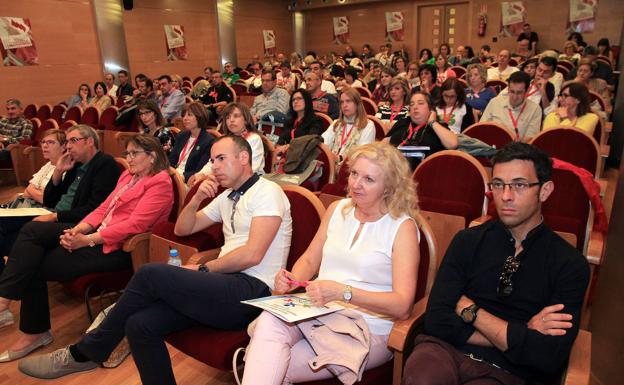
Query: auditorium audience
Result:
<box><xmin>559</xmin><ymin>41</ymin><xmax>581</xmax><ymax>66</ymax></box>
<box><xmin>385</xmin><ymin>91</ymin><xmax>458</xmax><ymax>170</ymax></box>
<box><xmin>103</xmin><ymin>73</ymin><xmax>118</xmax><ymax>97</ymax></box>
<box><xmin>570</xmin><ymin>59</ymin><xmax>612</xmax><ymax>114</ymax></box>
<box><xmin>276</xmin><ymin>61</ymin><xmax>297</xmax><ymax>93</ymax></box>
<box><xmin>343</xmin><ymin>45</ymin><xmax>358</xmax><ymax>66</ymax></box>
<box><xmin>0</xmin><ymin>99</ymin><xmax>33</xmax><ymax>149</ymax></box>
<box><xmin>392</xmin><ymin>55</ymin><xmax>408</xmax><ymax>78</ymax></box>
<box><xmin>435</xmin><ymin>54</ymin><xmax>456</xmax><ymax>85</ymax></box>
<box><xmin>543</xmin><ymin>82</ymin><xmax>599</xmax><ymax>135</ymax></box>
<box><xmin>200</xmin><ymin>70</ymin><xmax>234</xmax><ymax>119</ymax></box>
<box><xmin>301</xmin><ymin>61</ymin><xmax>337</xmax><ymax>95</ymax></box>
<box><xmin>510</xmin><ymin>56</ymin><xmax>558</xmax><ymax>115</ymax></box>
<box><xmin>406</xmin><ymin>61</ymin><xmax>421</xmax><ymax>88</ymax></box>
<box><xmin>371</xmin><ymin>67</ymin><xmax>396</xmax><ymax>105</ymax></box>
<box><xmin>487</xmin><ymin>49</ymin><xmax>519</xmax><ymax>82</ymax></box>
<box><xmin>306</xmin><ymin>71</ymin><xmax>339</xmax><ymax>120</ymax></box>
<box><xmin>241</xmin><ymin>141</ymin><xmax>419</xmax><ymax>384</ymax></box>
<box><xmin>436</xmin><ymin>78</ymin><xmax>475</xmax><ymax>134</ymax></box>
<box><xmin>567</xmin><ymin>46</ymin><xmax>615</xmax><ymax>89</ymax></box>
<box><xmin>275</xmin><ymin>89</ymin><xmax>324</xmax><ymax>155</ymax></box>
<box><xmin>419</xmin><ymin>48</ymin><xmax>434</xmax><ymax>65</ymax></box>
<box><xmin>157</xmin><ymin>75</ymin><xmax>185</xmax><ymax>122</ymax></box>
<box><xmin>88</xmin><ymin>82</ymin><xmax>112</xmax><ymax>112</ymax></box>
<box><xmin>67</xmin><ymin>84</ymin><xmax>92</xmax><ymax>110</ymax></box>
<box><xmin>376</xmin><ymin>78</ymin><xmax>410</xmax><ymax>127</ymax></box>
<box><xmin>412</xmin><ymin>64</ymin><xmax>441</xmax><ymax>105</ymax></box>
<box><xmin>481</xmin><ymin>71</ymin><xmax>542</xmax><ymax>142</ymax></box>
<box><xmin>169</xmin><ymin>102</ymin><xmax>214</xmax><ymax>182</ymax></box>
<box><xmin>568</xmin><ymin>32</ymin><xmax>587</xmax><ymax>52</ymax></box>
<box><xmin>322</xmin><ymin>87</ymin><xmax>375</xmax><ymax>167</ymax></box>
<box><xmin>246</xmin><ymin>61</ymin><xmax>263</xmax><ymax>92</ymax></box>
<box><xmin>360</xmin><ymin>43</ymin><xmax>374</xmax><ymax>61</ymax></box>
<box><xmin>250</xmin><ymin>70</ymin><xmax>290</xmax><ymax>124</ymax></box>
<box><xmin>597</xmin><ymin>38</ymin><xmax>615</xmax><ymax>68</ymax></box>
<box><xmin>115</xmin><ymin>70</ymin><xmax>134</xmax><ymax>99</ymax></box>
<box><xmin>343</xmin><ymin>66</ymin><xmax>363</xmax><ymax>89</ymax></box>
<box><xmin>465</xmin><ymin>63</ymin><xmax>496</xmax><ymax>114</ymax></box>
<box><xmin>136</xmin><ymin>100</ymin><xmax>176</xmax><ymax>154</ymax></box>
<box><xmin>222</xmin><ymin>62</ymin><xmax>240</xmax><ymax>85</ymax></box>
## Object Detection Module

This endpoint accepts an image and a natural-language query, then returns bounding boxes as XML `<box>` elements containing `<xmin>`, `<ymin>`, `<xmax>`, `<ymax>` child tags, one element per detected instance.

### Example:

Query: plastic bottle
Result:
<box><xmin>167</xmin><ymin>248</ymin><xmax>181</xmax><ymax>267</ymax></box>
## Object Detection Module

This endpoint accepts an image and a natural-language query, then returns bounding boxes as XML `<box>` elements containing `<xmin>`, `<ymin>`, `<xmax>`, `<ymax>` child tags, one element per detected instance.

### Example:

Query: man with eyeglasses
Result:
<box><xmin>18</xmin><ymin>135</ymin><xmax>292</xmax><ymax>383</ymax></box>
<box><xmin>222</xmin><ymin>62</ymin><xmax>240</xmax><ymax>85</ymax></box>
<box><xmin>402</xmin><ymin>142</ymin><xmax>589</xmax><ymax>385</ymax></box>
<box><xmin>157</xmin><ymin>74</ymin><xmax>185</xmax><ymax>122</ymax></box>
<box><xmin>250</xmin><ymin>69</ymin><xmax>290</xmax><ymax>124</ymax></box>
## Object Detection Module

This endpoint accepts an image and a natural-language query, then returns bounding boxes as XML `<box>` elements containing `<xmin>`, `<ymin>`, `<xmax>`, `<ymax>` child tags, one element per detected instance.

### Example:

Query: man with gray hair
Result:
<box><xmin>0</xmin><ymin>99</ymin><xmax>33</xmax><ymax>159</ymax></box>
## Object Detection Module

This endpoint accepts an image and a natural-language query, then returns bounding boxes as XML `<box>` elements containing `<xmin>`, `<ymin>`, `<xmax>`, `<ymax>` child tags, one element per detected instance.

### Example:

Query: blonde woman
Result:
<box><xmin>241</xmin><ymin>141</ymin><xmax>420</xmax><ymax>385</ymax></box>
<box><xmin>321</xmin><ymin>87</ymin><xmax>375</xmax><ymax>166</ymax></box>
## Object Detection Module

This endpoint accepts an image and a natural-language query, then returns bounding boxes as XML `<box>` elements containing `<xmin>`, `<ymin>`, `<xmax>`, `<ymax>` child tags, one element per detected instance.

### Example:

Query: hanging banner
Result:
<box><xmin>164</xmin><ymin>25</ymin><xmax>187</xmax><ymax>61</ymax></box>
<box><xmin>385</xmin><ymin>11</ymin><xmax>405</xmax><ymax>42</ymax></box>
<box><xmin>568</xmin><ymin>0</ymin><xmax>597</xmax><ymax>33</ymax></box>
<box><xmin>263</xmin><ymin>30</ymin><xmax>276</xmax><ymax>57</ymax></box>
<box><xmin>333</xmin><ymin>16</ymin><xmax>350</xmax><ymax>44</ymax></box>
<box><xmin>0</xmin><ymin>17</ymin><xmax>38</xmax><ymax>66</ymax></box>
<box><xmin>500</xmin><ymin>2</ymin><xmax>526</xmax><ymax>37</ymax></box>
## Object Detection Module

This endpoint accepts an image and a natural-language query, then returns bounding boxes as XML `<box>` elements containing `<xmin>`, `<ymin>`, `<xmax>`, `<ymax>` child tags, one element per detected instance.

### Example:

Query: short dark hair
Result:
<box><xmin>310</xmin><ymin>60</ymin><xmax>322</xmax><ymax>68</ymax></box>
<box><xmin>584</xmin><ymin>46</ymin><xmax>598</xmax><ymax>56</ymax></box>
<box><xmin>280</xmin><ymin>61</ymin><xmax>291</xmax><ymax>69</ymax></box>
<box><xmin>183</xmin><ymin>102</ymin><xmax>211</xmax><ymax>129</ymax></box>
<box><xmin>508</xmin><ymin>71</ymin><xmax>531</xmax><ymax>89</ymax></box>
<box><xmin>492</xmin><ymin>142</ymin><xmax>552</xmax><ymax>184</ymax></box>
<box><xmin>118</xmin><ymin>70</ymin><xmax>129</xmax><ymax>77</ymax></box>
<box><xmin>344</xmin><ymin>66</ymin><xmax>359</xmax><ymax>80</ymax></box>
<box><xmin>142</xmin><ymin>78</ymin><xmax>154</xmax><ymax>91</ymax></box>
<box><xmin>481</xmin><ymin>44</ymin><xmax>491</xmax><ymax>52</ymax></box>
<box><xmin>261</xmin><ymin>69</ymin><xmax>277</xmax><ymax>80</ymax></box>
<box><xmin>93</xmin><ymin>81</ymin><xmax>108</xmax><ymax>94</ymax></box>
<box><xmin>158</xmin><ymin>74</ymin><xmax>173</xmax><ymax>83</ymax></box>
<box><xmin>136</xmin><ymin>99</ymin><xmax>165</xmax><ymax>128</ymax></box>
<box><xmin>520</xmin><ymin>57</ymin><xmax>538</xmax><ymax>72</ymax></box>
<box><xmin>539</xmin><ymin>56</ymin><xmax>558</xmax><ymax>71</ymax></box>
<box><xmin>418</xmin><ymin>64</ymin><xmax>437</xmax><ymax>82</ymax></box>
<box><xmin>213</xmin><ymin>134</ymin><xmax>253</xmax><ymax>166</ymax></box>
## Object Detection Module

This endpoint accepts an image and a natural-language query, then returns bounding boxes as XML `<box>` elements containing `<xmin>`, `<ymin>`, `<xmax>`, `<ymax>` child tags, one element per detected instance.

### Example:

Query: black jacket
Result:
<box><xmin>44</xmin><ymin>151</ymin><xmax>121</xmax><ymax>223</ymax></box>
<box><xmin>168</xmin><ymin>129</ymin><xmax>215</xmax><ymax>181</ymax></box>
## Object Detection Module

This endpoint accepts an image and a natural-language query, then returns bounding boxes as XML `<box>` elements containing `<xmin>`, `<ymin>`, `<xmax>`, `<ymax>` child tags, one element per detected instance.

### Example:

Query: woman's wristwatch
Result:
<box><xmin>87</xmin><ymin>234</ymin><xmax>96</xmax><ymax>248</ymax></box>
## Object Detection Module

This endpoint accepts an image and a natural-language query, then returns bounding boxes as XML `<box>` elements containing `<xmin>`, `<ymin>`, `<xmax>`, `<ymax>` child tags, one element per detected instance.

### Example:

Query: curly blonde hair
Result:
<box><xmin>342</xmin><ymin>142</ymin><xmax>419</xmax><ymax>219</ymax></box>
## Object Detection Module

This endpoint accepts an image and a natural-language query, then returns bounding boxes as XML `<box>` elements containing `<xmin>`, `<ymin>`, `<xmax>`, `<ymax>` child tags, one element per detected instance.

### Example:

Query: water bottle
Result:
<box><xmin>167</xmin><ymin>248</ymin><xmax>181</xmax><ymax>267</ymax></box>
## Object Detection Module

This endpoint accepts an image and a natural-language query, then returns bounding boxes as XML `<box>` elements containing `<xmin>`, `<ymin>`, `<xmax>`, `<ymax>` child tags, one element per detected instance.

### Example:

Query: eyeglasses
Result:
<box><xmin>488</xmin><ymin>181</ymin><xmax>541</xmax><ymax>193</ymax></box>
<box><xmin>497</xmin><ymin>255</ymin><xmax>521</xmax><ymax>297</ymax></box>
<box><xmin>67</xmin><ymin>137</ymin><xmax>88</xmax><ymax>144</ymax></box>
<box><xmin>40</xmin><ymin>140</ymin><xmax>59</xmax><ymax>146</ymax></box>
<box><xmin>559</xmin><ymin>92</ymin><xmax>571</xmax><ymax>98</ymax></box>
<box><xmin>122</xmin><ymin>150</ymin><xmax>150</xmax><ymax>159</ymax></box>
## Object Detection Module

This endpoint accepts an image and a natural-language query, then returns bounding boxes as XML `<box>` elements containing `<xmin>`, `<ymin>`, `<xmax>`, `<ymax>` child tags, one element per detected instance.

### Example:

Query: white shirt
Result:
<box><xmin>321</xmin><ymin>119</ymin><xmax>376</xmax><ymax>158</ymax></box>
<box><xmin>29</xmin><ymin>161</ymin><xmax>56</xmax><ymax>190</ymax></box>
<box><xmin>318</xmin><ymin>199</ymin><xmax>414</xmax><ymax>335</ymax></box>
<box><xmin>106</xmin><ymin>84</ymin><xmax>118</xmax><ymax>97</ymax></box>
<box><xmin>436</xmin><ymin>104</ymin><xmax>468</xmax><ymax>134</ymax></box>
<box><xmin>198</xmin><ymin>132</ymin><xmax>265</xmax><ymax>176</ymax></box>
<box><xmin>300</xmin><ymin>80</ymin><xmax>337</xmax><ymax>95</ymax></box>
<box><xmin>201</xmin><ymin>178</ymin><xmax>292</xmax><ymax>290</ymax></box>
<box><xmin>487</xmin><ymin>66</ymin><xmax>519</xmax><ymax>82</ymax></box>
<box><xmin>175</xmin><ymin>137</ymin><xmax>196</xmax><ymax>176</ymax></box>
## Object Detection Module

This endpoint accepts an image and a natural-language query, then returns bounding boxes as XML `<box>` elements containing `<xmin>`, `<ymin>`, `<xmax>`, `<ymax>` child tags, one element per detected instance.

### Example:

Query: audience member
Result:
<box><xmin>385</xmin><ymin>91</ymin><xmax>458</xmax><ymax>170</ymax></box>
<box><xmin>343</xmin><ymin>66</ymin><xmax>363</xmax><ymax>88</ymax></box>
<box><xmin>306</xmin><ymin>71</ymin><xmax>339</xmax><ymax>120</ymax></box>
<box><xmin>559</xmin><ymin>41</ymin><xmax>581</xmax><ymax>66</ymax></box>
<box><xmin>371</xmin><ymin>67</ymin><xmax>396</xmax><ymax>105</ymax></box>
<box><xmin>465</xmin><ymin>63</ymin><xmax>497</xmax><ymax>114</ymax></box>
<box><xmin>435</xmin><ymin>54</ymin><xmax>456</xmax><ymax>85</ymax></box>
<box><xmin>200</xmin><ymin>71</ymin><xmax>234</xmax><ymax>119</ymax></box>
<box><xmin>0</xmin><ymin>99</ymin><xmax>34</xmax><ymax>152</ymax></box>
<box><xmin>136</xmin><ymin>100</ymin><xmax>176</xmax><ymax>154</ymax></box>
<box><xmin>406</xmin><ymin>61</ymin><xmax>421</xmax><ymax>88</ymax></box>
<box><xmin>517</xmin><ymin>23</ymin><xmax>539</xmax><ymax>54</ymax></box>
<box><xmin>597</xmin><ymin>38</ymin><xmax>615</xmax><ymax>68</ymax></box>
<box><xmin>512</xmin><ymin>38</ymin><xmax>532</xmax><ymax>63</ymax></box>
<box><xmin>376</xmin><ymin>78</ymin><xmax>410</xmax><ymax>127</ymax></box>
<box><xmin>509</xmin><ymin>56</ymin><xmax>557</xmax><ymax>115</ymax></box>
<box><xmin>241</xmin><ymin>141</ymin><xmax>419</xmax><ymax>384</ymax></box>
<box><xmin>568</xmin><ymin>32</ymin><xmax>587</xmax><ymax>52</ymax></box>
<box><xmin>479</xmin><ymin>45</ymin><xmax>495</xmax><ymax>66</ymax></box>
<box><xmin>438</xmin><ymin>43</ymin><xmax>454</xmax><ymax>63</ymax></box>
<box><xmin>276</xmin><ymin>61</ymin><xmax>297</xmax><ymax>93</ymax></box>
<box><xmin>169</xmin><ymin>102</ymin><xmax>214</xmax><ymax>181</ymax></box>
<box><xmin>570</xmin><ymin>59</ymin><xmax>611</xmax><ymax>114</ymax></box>
<box><xmin>290</xmin><ymin>52</ymin><xmax>303</xmax><ymax>69</ymax></box>
<box><xmin>487</xmin><ymin>50</ymin><xmax>519</xmax><ymax>82</ymax></box>
<box><xmin>567</xmin><ymin>46</ymin><xmax>614</xmax><ymax>87</ymax></box>
<box><xmin>222</xmin><ymin>62</ymin><xmax>240</xmax><ymax>85</ymax></box>
<box><xmin>67</xmin><ymin>84</ymin><xmax>91</xmax><ymax>109</ymax></box>
<box><xmin>250</xmin><ymin>70</ymin><xmax>290</xmax><ymax>124</ymax></box>
<box><xmin>481</xmin><ymin>71</ymin><xmax>542</xmax><ymax>142</ymax></box>
<box><xmin>375</xmin><ymin>43</ymin><xmax>392</xmax><ymax>67</ymax></box>
<box><xmin>402</xmin><ymin>142</ymin><xmax>589</xmax><ymax>385</ymax></box>
<box><xmin>343</xmin><ymin>45</ymin><xmax>358</xmax><ymax>66</ymax></box>
<box><xmin>362</xmin><ymin>60</ymin><xmax>380</xmax><ymax>87</ymax></box>
<box><xmin>392</xmin><ymin>55</ymin><xmax>408</xmax><ymax>78</ymax></box>
<box><xmin>275</xmin><ymin>89</ymin><xmax>324</xmax><ymax>155</ymax></box>
<box><xmin>103</xmin><ymin>73</ymin><xmax>118</xmax><ymax>98</ymax></box>
<box><xmin>412</xmin><ymin>64</ymin><xmax>441</xmax><ymax>105</ymax></box>
<box><xmin>157</xmin><ymin>75</ymin><xmax>185</xmax><ymax>122</ymax></box>
<box><xmin>360</xmin><ymin>43</ymin><xmax>374</xmax><ymax>61</ymax></box>
<box><xmin>115</xmin><ymin>70</ymin><xmax>134</xmax><ymax>99</ymax></box>
<box><xmin>436</xmin><ymin>78</ymin><xmax>475</xmax><ymax>134</ymax></box>
<box><xmin>300</xmin><ymin>61</ymin><xmax>337</xmax><ymax>95</ymax></box>
<box><xmin>322</xmin><ymin>87</ymin><xmax>375</xmax><ymax>167</ymax></box>
<box><xmin>543</xmin><ymin>82</ymin><xmax>599</xmax><ymax>135</ymax></box>
<box><xmin>88</xmin><ymin>82</ymin><xmax>111</xmax><ymax>111</ymax></box>
<box><xmin>246</xmin><ymin>61</ymin><xmax>263</xmax><ymax>92</ymax></box>
<box><xmin>419</xmin><ymin>48</ymin><xmax>434</xmax><ymax>65</ymax></box>
<box><xmin>520</xmin><ymin>57</ymin><xmax>538</xmax><ymax>78</ymax></box>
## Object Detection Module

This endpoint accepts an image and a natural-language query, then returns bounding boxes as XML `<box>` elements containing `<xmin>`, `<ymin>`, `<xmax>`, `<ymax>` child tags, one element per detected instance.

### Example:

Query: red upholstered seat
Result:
<box><xmin>231</xmin><ymin>83</ymin><xmax>248</xmax><ymax>95</ymax></box>
<box><xmin>80</xmin><ymin>106</ymin><xmax>100</xmax><ymax>128</ymax></box>
<box><xmin>368</xmin><ymin>115</ymin><xmax>387</xmax><ymax>141</ymax></box>
<box><xmin>99</xmin><ymin>107</ymin><xmax>119</xmax><ymax>131</ymax></box>
<box><xmin>530</xmin><ymin>127</ymin><xmax>599</xmax><ymax>177</ymax></box>
<box><xmin>24</xmin><ymin>104</ymin><xmax>37</xmax><ymax>119</ymax></box>
<box><xmin>314</xmin><ymin>112</ymin><xmax>333</xmax><ymax>131</ymax></box>
<box><xmin>36</xmin><ymin>104</ymin><xmax>52</xmax><ymax>121</ymax></box>
<box><xmin>300</xmin><ymin>143</ymin><xmax>335</xmax><ymax>192</ymax></box>
<box><xmin>320</xmin><ymin>156</ymin><xmax>349</xmax><ymax>196</ymax></box>
<box><xmin>353</xmin><ymin>86</ymin><xmax>372</xmax><ymax>99</ymax></box>
<box><xmin>463</xmin><ymin>122</ymin><xmax>514</xmax><ymax>167</ymax></box>
<box><xmin>485</xmin><ymin>80</ymin><xmax>507</xmax><ymax>95</ymax></box>
<box><xmin>361</xmin><ymin>97</ymin><xmax>378</xmax><ymax>115</ymax></box>
<box><xmin>413</xmin><ymin>150</ymin><xmax>488</xmax><ymax>227</ymax></box>
<box><xmin>50</xmin><ymin>104</ymin><xmax>66</xmax><ymax>124</ymax></box>
<box><xmin>64</xmin><ymin>106</ymin><xmax>82</xmax><ymax>123</ymax></box>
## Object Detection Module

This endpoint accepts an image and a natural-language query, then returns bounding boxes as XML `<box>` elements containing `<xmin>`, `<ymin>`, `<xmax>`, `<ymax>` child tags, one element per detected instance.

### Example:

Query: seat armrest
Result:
<box><xmin>586</xmin><ymin>230</ymin><xmax>605</xmax><ymax>266</ymax></box>
<box><xmin>187</xmin><ymin>248</ymin><xmax>221</xmax><ymax>265</ymax></box>
<box><xmin>562</xmin><ymin>330</ymin><xmax>591</xmax><ymax>385</ymax></box>
<box><xmin>123</xmin><ymin>232</ymin><xmax>151</xmax><ymax>271</ymax></box>
<box><xmin>469</xmin><ymin>215</ymin><xmax>492</xmax><ymax>228</ymax></box>
<box><xmin>388</xmin><ymin>297</ymin><xmax>428</xmax><ymax>353</ymax></box>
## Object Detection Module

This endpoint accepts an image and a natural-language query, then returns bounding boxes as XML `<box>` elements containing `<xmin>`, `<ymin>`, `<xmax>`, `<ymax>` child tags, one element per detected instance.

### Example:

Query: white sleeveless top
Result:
<box><xmin>318</xmin><ymin>199</ymin><xmax>415</xmax><ymax>335</ymax></box>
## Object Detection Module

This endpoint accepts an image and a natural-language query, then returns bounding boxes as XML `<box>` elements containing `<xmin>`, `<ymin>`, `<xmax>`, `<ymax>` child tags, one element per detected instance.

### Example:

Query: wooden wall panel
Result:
<box><xmin>123</xmin><ymin>0</ymin><xmax>219</xmax><ymax>80</ymax></box>
<box><xmin>0</xmin><ymin>0</ymin><xmax>103</xmax><ymax>108</ymax></box>
<box><xmin>234</xmin><ymin>0</ymin><xmax>294</xmax><ymax>67</ymax></box>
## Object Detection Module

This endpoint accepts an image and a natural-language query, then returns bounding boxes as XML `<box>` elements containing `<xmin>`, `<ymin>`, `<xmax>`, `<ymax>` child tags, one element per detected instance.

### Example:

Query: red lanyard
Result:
<box><xmin>339</xmin><ymin>124</ymin><xmax>355</xmax><ymax>152</ymax></box>
<box><xmin>291</xmin><ymin>119</ymin><xmax>301</xmax><ymax>140</ymax></box>
<box><xmin>400</xmin><ymin>122</ymin><xmax>427</xmax><ymax>146</ymax></box>
<box><xmin>389</xmin><ymin>105</ymin><xmax>404</xmax><ymax>122</ymax></box>
<box><xmin>442</xmin><ymin>104</ymin><xmax>456</xmax><ymax>124</ymax></box>
<box><xmin>507</xmin><ymin>103</ymin><xmax>527</xmax><ymax>140</ymax></box>
<box><xmin>526</xmin><ymin>83</ymin><xmax>539</xmax><ymax>97</ymax></box>
<box><xmin>177</xmin><ymin>136</ymin><xmax>198</xmax><ymax>167</ymax></box>
<box><xmin>159</xmin><ymin>93</ymin><xmax>170</xmax><ymax>108</ymax></box>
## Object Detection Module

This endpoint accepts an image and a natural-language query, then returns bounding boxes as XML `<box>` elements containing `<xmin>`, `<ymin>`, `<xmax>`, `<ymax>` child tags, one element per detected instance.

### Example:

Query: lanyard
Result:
<box><xmin>400</xmin><ymin>122</ymin><xmax>427</xmax><ymax>146</ymax></box>
<box><xmin>507</xmin><ymin>103</ymin><xmax>527</xmax><ymax>140</ymax></box>
<box><xmin>389</xmin><ymin>105</ymin><xmax>404</xmax><ymax>122</ymax></box>
<box><xmin>442</xmin><ymin>104</ymin><xmax>456</xmax><ymax>124</ymax></box>
<box><xmin>291</xmin><ymin>119</ymin><xmax>301</xmax><ymax>140</ymax></box>
<box><xmin>526</xmin><ymin>83</ymin><xmax>539</xmax><ymax>97</ymax></box>
<box><xmin>339</xmin><ymin>123</ymin><xmax>355</xmax><ymax>152</ymax></box>
<box><xmin>159</xmin><ymin>93</ymin><xmax>170</xmax><ymax>108</ymax></box>
<box><xmin>177</xmin><ymin>136</ymin><xmax>198</xmax><ymax>167</ymax></box>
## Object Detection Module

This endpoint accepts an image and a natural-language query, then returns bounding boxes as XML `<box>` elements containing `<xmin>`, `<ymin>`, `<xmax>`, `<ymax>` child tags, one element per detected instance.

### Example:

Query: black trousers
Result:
<box><xmin>76</xmin><ymin>263</ymin><xmax>270</xmax><ymax>385</ymax></box>
<box><xmin>0</xmin><ymin>221</ymin><xmax>131</xmax><ymax>334</ymax></box>
<box><xmin>0</xmin><ymin>216</ymin><xmax>35</xmax><ymax>272</ymax></box>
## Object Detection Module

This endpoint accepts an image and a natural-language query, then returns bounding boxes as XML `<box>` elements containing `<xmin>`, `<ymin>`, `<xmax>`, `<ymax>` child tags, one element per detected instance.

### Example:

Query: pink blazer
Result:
<box><xmin>83</xmin><ymin>170</ymin><xmax>173</xmax><ymax>253</ymax></box>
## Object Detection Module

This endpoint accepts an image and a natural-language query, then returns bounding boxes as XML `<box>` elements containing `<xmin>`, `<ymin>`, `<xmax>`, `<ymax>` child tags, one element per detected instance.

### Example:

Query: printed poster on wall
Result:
<box><xmin>333</xmin><ymin>16</ymin><xmax>350</xmax><ymax>44</ymax></box>
<box><xmin>164</xmin><ymin>25</ymin><xmax>187</xmax><ymax>61</ymax></box>
<box><xmin>568</xmin><ymin>0</ymin><xmax>597</xmax><ymax>33</ymax></box>
<box><xmin>385</xmin><ymin>11</ymin><xmax>405</xmax><ymax>42</ymax></box>
<box><xmin>500</xmin><ymin>2</ymin><xmax>526</xmax><ymax>37</ymax></box>
<box><xmin>0</xmin><ymin>17</ymin><xmax>38</xmax><ymax>66</ymax></box>
<box><xmin>263</xmin><ymin>30</ymin><xmax>276</xmax><ymax>57</ymax></box>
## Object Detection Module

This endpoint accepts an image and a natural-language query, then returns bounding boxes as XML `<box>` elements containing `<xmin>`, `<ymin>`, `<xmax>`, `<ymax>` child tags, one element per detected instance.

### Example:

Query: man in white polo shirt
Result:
<box><xmin>20</xmin><ymin>135</ymin><xmax>293</xmax><ymax>384</ymax></box>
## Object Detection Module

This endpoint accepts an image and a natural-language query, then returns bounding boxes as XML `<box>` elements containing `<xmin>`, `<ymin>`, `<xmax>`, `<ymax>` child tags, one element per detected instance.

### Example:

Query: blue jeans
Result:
<box><xmin>76</xmin><ymin>263</ymin><xmax>270</xmax><ymax>385</ymax></box>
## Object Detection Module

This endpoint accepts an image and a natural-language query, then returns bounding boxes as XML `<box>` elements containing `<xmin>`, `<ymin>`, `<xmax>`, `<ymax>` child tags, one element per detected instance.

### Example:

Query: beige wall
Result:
<box><xmin>0</xmin><ymin>0</ymin><xmax>103</xmax><ymax>108</ymax></box>
<box><xmin>301</xmin><ymin>0</ymin><xmax>623</xmax><ymax>60</ymax></box>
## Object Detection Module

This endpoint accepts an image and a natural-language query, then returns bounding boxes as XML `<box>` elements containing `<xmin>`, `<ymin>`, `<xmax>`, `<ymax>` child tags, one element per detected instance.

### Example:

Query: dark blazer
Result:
<box><xmin>278</xmin><ymin>115</ymin><xmax>325</xmax><ymax>145</ymax></box>
<box><xmin>168</xmin><ymin>129</ymin><xmax>215</xmax><ymax>181</ymax></box>
<box><xmin>44</xmin><ymin>151</ymin><xmax>121</xmax><ymax>223</ymax></box>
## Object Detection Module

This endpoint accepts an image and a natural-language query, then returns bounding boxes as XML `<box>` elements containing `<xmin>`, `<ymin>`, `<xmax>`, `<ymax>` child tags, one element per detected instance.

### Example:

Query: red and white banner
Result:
<box><xmin>263</xmin><ymin>30</ymin><xmax>276</xmax><ymax>57</ymax></box>
<box><xmin>385</xmin><ymin>12</ymin><xmax>405</xmax><ymax>42</ymax></box>
<box><xmin>0</xmin><ymin>17</ymin><xmax>38</xmax><ymax>66</ymax></box>
<box><xmin>333</xmin><ymin>16</ymin><xmax>350</xmax><ymax>44</ymax></box>
<box><xmin>500</xmin><ymin>2</ymin><xmax>526</xmax><ymax>37</ymax></box>
<box><xmin>164</xmin><ymin>25</ymin><xmax>187</xmax><ymax>61</ymax></box>
<box><xmin>568</xmin><ymin>0</ymin><xmax>597</xmax><ymax>33</ymax></box>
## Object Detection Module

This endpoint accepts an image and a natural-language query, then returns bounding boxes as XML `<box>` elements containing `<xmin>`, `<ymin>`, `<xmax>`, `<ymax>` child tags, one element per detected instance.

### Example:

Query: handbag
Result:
<box><xmin>85</xmin><ymin>303</ymin><xmax>131</xmax><ymax>368</ymax></box>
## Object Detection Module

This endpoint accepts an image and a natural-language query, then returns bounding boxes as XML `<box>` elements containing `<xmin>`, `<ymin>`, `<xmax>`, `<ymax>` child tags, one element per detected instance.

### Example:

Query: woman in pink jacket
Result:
<box><xmin>0</xmin><ymin>134</ymin><xmax>173</xmax><ymax>362</ymax></box>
